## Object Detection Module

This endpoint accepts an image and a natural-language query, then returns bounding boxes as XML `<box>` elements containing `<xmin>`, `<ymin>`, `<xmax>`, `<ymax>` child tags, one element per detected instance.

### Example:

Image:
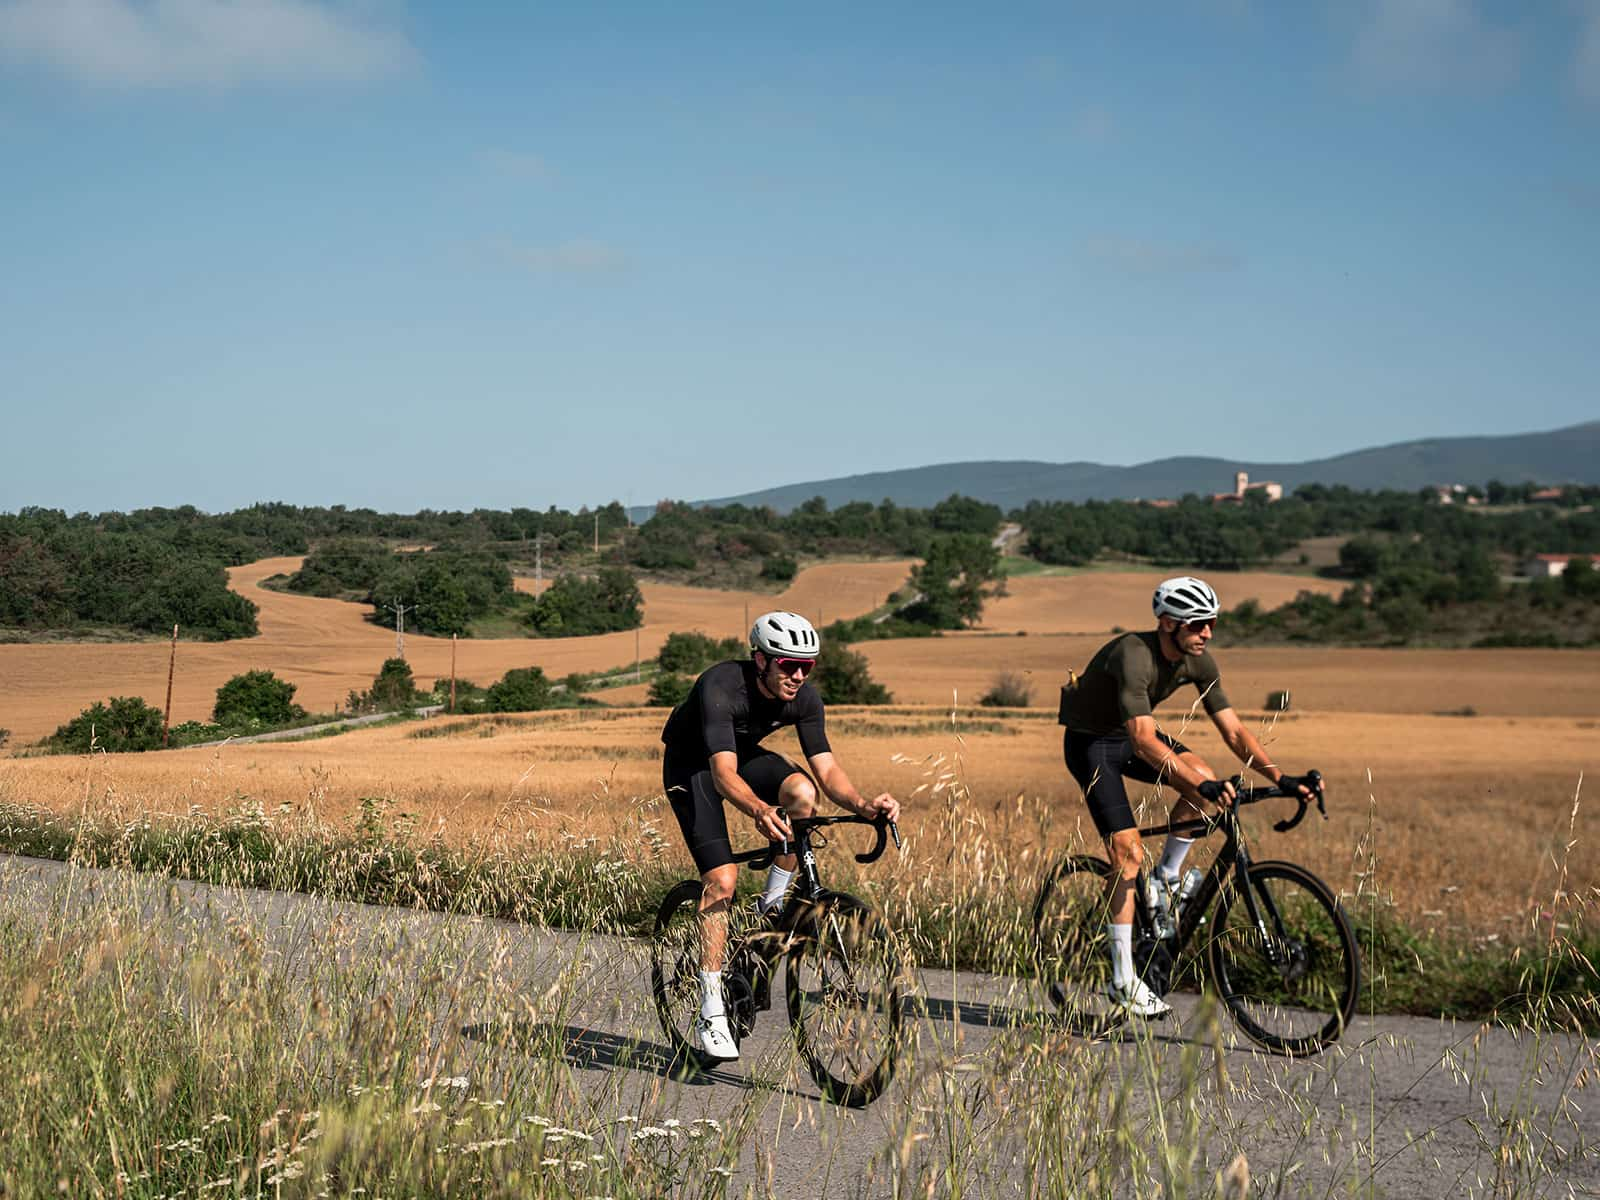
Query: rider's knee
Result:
<box><xmin>779</xmin><ymin>773</ymin><xmax>818</xmax><ymax>816</ymax></box>
<box><xmin>1108</xmin><ymin>830</ymin><xmax>1144</xmax><ymax>874</ymax></box>
<box><xmin>701</xmin><ymin>865</ymin><xmax>738</xmax><ymax>906</ymax></box>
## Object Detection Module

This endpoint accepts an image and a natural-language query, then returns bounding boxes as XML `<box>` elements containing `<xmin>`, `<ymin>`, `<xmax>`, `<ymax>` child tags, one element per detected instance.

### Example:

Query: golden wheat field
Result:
<box><xmin>1</xmin><ymin>556</ymin><xmax>1595</xmax><ymax>936</ymax></box>
<box><xmin>1</xmin><ymin>703</ymin><xmax>1591</xmax><ymax>937</ymax></box>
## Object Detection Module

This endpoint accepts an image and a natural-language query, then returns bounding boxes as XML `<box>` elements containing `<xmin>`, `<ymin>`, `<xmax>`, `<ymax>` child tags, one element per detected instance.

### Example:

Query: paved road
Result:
<box><xmin>2</xmin><ymin>854</ymin><xmax>1594</xmax><ymax>1198</ymax></box>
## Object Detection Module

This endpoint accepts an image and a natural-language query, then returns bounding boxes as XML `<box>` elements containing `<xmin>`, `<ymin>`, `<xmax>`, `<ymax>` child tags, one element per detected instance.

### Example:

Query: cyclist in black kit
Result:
<box><xmin>1058</xmin><ymin>576</ymin><xmax>1322</xmax><ymax>1018</ymax></box>
<box><xmin>661</xmin><ymin>610</ymin><xmax>900</xmax><ymax>1062</ymax></box>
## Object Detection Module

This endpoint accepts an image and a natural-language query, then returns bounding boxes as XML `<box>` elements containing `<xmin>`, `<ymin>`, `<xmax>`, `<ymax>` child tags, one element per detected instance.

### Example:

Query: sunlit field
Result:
<box><xmin>3</xmin><ymin>702</ymin><xmax>1592</xmax><ymax>940</ymax></box>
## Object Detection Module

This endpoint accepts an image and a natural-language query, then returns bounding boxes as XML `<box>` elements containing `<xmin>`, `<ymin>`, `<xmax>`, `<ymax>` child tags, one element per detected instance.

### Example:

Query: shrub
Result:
<box><xmin>657</xmin><ymin>631</ymin><xmax>743</xmax><ymax>674</ymax></box>
<box><xmin>761</xmin><ymin>553</ymin><xmax>798</xmax><ymax>582</ymax></box>
<box><xmin>812</xmin><ymin>643</ymin><xmax>891</xmax><ymax>705</ymax></box>
<box><xmin>212</xmin><ymin>669</ymin><xmax>305</xmax><ymax>727</ymax></box>
<box><xmin>0</xmin><ymin>727</ymin><xmax>9</xmax><ymax>749</ymax></box>
<box><xmin>529</xmin><ymin>568</ymin><xmax>643</xmax><ymax>636</ymax></box>
<box><xmin>562</xmin><ymin>671</ymin><xmax>590</xmax><ymax>696</ymax></box>
<box><xmin>347</xmin><ymin>658</ymin><xmax>419</xmax><ymax>714</ymax></box>
<box><xmin>1265</xmin><ymin>690</ymin><xmax>1292</xmax><ymax>712</ymax></box>
<box><xmin>47</xmin><ymin>696</ymin><xmax>166</xmax><ymax>753</ymax></box>
<box><xmin>487</xmin><ymin>667</ymin><xmax>553</xmax><ymax>713</ymax></box>
<box><xmin>647</xmin><ymin>672</ymin><xmax>694</xmax><ymax>708</ymax></box>
<box><xmin>978</xmin><ymin>671</ymin><xmax>1032</xmax><ymax>708</ymax></box>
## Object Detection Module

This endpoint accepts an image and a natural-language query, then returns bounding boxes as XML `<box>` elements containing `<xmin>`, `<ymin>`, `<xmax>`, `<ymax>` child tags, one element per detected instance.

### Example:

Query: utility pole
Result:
<box><xmin>450</xmin><ymin>634</ymin><xmax>457</xmax><ymax>714</ymax></box>
<box><xmin>383</xmin><ymin>598</ymin><xmax>418</xmax><ymax>659</ymax></box>
<box><xmin>161</xmin><ymin>624</ymin><xmax>178</xmax><ymax>748</ymax></box>
<box><xmin>635</xmin><ymin>628</ymin><xmax>641</xmax><ymax>682</ymax></box>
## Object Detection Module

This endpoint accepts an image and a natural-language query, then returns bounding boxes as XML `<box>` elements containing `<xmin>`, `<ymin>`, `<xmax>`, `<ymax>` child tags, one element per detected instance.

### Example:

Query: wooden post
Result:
<box><xmin>161</xmin><ymin>624</ymin><xmax>178</xmax><ymax>748</ymax></box>
<box><xmin>450</xmin><ymin>634</ymin><xmax>457</xmax><ymax>713</ymax></box>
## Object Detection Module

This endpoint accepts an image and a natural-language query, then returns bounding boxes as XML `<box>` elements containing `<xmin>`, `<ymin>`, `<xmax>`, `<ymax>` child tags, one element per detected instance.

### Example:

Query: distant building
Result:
<box><xmin>1430</xmin><ymin>483</ymin><xmax>1481</xmax><ymax>506</ymax></box>
<box><xmin>1213</xmin><ymin>470</ymin><xmax>1282</xmax><ymax>505</ymax></box>
<box><xmin>1530</xmin><ymin>487</ymin><xmax>1567</xmax><ymax>503</ymax></box>
<box><xmin>1524</xmin><ymin>553</ymin><xmax>1593</xmax><ymax>578</ymax></box>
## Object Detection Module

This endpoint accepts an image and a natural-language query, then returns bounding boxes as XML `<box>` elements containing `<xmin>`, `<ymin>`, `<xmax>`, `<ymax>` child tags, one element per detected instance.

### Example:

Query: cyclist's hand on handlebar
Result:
<box><xmin>860</xmin><ymin>792</ymin><xmax>900</xmax><ymax>824</ymax></box>
<box><xmin>1279</xmin><ymin>773</ymin><xmax>1324</xmax><ymax>800</ymax></box>
<box><xmin>1196</xmin><ymin>778</ymin><xmax>1235</xmax><ymax>806</ymax></box>
<box><xmin>755</xmin><ymin>805</ymin><xmax>792</xmax><ymax>842</ymax></box>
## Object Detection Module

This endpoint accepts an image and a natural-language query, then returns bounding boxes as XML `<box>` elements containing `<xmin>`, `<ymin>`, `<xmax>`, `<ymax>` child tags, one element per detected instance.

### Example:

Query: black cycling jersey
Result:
<box><xmin>660</xmin><ymin>660</ymin><xmax>830</xmax><ymax>762</ymax></box>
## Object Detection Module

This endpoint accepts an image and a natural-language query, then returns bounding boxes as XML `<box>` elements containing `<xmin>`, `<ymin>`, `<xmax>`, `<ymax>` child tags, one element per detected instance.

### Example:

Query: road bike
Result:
<box><xmin>650</xmin><ymin>813</ymin><xmax>909</xmax><ymax>1106</ymax></box>
<box><xmin>1032</xmin><ymin>770</ymin><xmax>1359</xmax><ymax>1056</ymax></box>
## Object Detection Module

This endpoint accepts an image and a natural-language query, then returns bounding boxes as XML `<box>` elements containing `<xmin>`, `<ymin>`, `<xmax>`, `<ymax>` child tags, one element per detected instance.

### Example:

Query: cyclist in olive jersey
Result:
<box><xmin>660</xmin><ymin>611</ymin><xmax>900</xmax><ymax>1061</ymax></box>
<box><xmin>1058</xmin><ymin>576</ymin><xmax>1322</xmax><ymax>1017</ymax></box>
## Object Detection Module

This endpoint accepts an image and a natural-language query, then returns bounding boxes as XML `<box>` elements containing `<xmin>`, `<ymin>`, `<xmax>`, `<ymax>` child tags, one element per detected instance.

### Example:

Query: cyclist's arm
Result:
<box><xmin>805</xmin><ymin>751</ymin><xmax>900</xmax><ymax>823</ymax></box>
<box><xmin>709</xmin><ymin>751</ymin><xmax>792</xmax><ymax>841</ymax></box>
<box><xmin>1207</xmin><ymin>707</ymin><xmax>1317</xmax><ymax>798</ymax></box>
<box><xmin>1125</xmin><ymin>714</ymin><xmax>1216</xmax><ymax>803</ymax></box>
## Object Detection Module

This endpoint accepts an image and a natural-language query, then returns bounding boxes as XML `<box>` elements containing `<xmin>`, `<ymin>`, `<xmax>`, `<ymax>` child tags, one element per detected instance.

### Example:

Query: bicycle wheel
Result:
<box><xmin>1206</xmin><ymin>860</ymin><xmax>1359</xmax><ymax>1056</ymax></box>
<box><xmin>1032</xmin><ymin>855</ymin><xmax>1125</xmax><ymax>1039</ymax></box>
<box><xmin>784</xmin><ymin>894</ymin><xmax>908</xmax><ymax>1107</ymax></box>
<box><xmin>650</xmin><ymin>880</ymin><xmax>718</xmax><ymax>1073</ymax></box>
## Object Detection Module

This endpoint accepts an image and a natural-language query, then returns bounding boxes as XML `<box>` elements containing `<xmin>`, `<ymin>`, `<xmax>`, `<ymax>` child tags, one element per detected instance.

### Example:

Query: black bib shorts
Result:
<box><xmin>1063</xmin><ymin>728</ymin><xmax>1192</xmax><ymax>838</ymax></box>
<box><xmin>663</xmin><ymin>748</ymin><xmax>804</xmax><ymax>874</ymax></box>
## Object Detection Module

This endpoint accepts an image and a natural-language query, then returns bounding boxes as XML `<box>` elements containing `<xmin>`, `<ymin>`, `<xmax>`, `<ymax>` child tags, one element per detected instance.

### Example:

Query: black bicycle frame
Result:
<box><xmin>1133</xmin><ymin>773</ymin><xmax>1324</xmax><ymax>961</ymax></box>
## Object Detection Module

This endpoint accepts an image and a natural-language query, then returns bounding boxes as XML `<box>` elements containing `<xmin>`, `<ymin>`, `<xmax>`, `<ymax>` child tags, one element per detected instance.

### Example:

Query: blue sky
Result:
<box><xmin>1</xmin><ymin>1</ymin><xmax>1596</xmax><ymax>514</ymax></box>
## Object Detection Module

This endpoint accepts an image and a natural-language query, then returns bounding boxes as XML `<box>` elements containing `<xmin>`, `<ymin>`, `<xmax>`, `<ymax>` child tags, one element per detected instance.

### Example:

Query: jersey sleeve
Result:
<box><xmin>1193</xmin><ymin>654</ymin><xmax>1231</xmax><ymax>714</ymax></box>
<box><xmin>1109</xmin><ymin>638</ymin><xmax>1156</xmax><ymax>724</ymax></box>
<box><xmin>699</xmin><ymin>672</ymin><xmax>739</xmax><ymax>756</ymax></box>
<box><xmin>793</xmin><ymin>687</ymin><xmax>832</xmax><ymax>759</ymax></box>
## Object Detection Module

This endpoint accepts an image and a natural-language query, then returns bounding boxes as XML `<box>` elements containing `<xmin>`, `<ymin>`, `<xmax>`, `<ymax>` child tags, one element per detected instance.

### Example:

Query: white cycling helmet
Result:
<box><xmin>1152</xmin><ymin>576</ymin><xmax>1220</xmax><ymax>623</ymax></box>
<box><xmin>750</xmin><ymin>610</ymin><xmax>820</xmax><ymax>659</ymax></box>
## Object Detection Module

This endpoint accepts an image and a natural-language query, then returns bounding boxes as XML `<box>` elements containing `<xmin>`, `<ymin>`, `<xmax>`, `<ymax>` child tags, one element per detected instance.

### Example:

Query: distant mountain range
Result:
<box><xmin>680</xmin><ymin>421</ymin><xmax>1600</xmax><ymax>515</ymax></box>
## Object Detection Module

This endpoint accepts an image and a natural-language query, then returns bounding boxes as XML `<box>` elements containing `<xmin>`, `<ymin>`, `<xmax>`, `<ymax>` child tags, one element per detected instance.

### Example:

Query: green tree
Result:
<box><xmin>347</xmin><ymin>658</ymin><xmax>419</xmax><ymax>713</ymax></box>
<box><xmin>657</xmin><ymin>631</ymin><xmax>744</xmax><ymax>674</ymax></box>
<box><xmin>487</xmin><ymin>666</ymin><xmax>553</xmax><ymax>712</ymax></box>
<box><xmin>213</xmin><ymin>670</ymin><xmax>305</xmax><ymax>727</ymax></box>
<box><xmin>903</xmin><ymin>534</ymin><xmax>1003</xmax><ymax>629</ymax></box>
<box><xmin>529</xmin><ymin>568</ymin><xmax>644</xmax><ymax>636</ymax></box>
<box><xmin>647</xmin><ymin>672</ymin><xmax>694</xmax><ymax>708</ymax></box>
<box><xmin>812</xmin><ymin>643</ymin><xmax>892</xmax><ymax>705</ymax></box>
<box><xmin>48</xmin><ymin>696</ymin><xmax>166</xmax><ymax>753</ymax></box>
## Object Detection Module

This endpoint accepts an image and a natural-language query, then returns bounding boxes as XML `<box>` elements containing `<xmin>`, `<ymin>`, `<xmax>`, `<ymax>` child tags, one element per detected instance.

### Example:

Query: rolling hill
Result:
<box><xmin>686</xmin><ymin>421</ymin><xmax>1600</xmax><ymax>513</ymax></box>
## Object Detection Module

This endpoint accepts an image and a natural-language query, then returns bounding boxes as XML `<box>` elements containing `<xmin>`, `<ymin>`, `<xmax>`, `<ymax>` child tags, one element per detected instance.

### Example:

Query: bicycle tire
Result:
<box><xmin>650</xmin><ymin>879</ymin><xmax>719</xmax><ymax>1074</ymax></box>
<box><xmin>784</xmin><ymin>894</ymin><xmax>907</xmax><ymax>1107</ymax></box>
<box><xmin>1206</xmin><ymin>860</ymin><xmax>1359</xmax><ymax>1056</ymax></box>
<box><xmin>1031</xmin><ymin>855</ymin><xmax>1127</xmax><ymax>1039</ymax></box>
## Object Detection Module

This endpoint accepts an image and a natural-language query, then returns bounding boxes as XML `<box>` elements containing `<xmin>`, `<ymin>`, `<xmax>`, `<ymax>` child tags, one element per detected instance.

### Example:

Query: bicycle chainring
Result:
<box><xmin>723</xmin><ymin>971</ymin><xmax>757</xmax><ymax>1040</ymax></box>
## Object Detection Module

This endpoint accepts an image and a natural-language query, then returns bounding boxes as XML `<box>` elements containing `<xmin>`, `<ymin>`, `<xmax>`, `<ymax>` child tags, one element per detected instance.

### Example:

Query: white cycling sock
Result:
<box><xmin>1158</xmin><ymin>835</ymin><xmax>1194</xmax><ymax>883</ymax></box>
<box><xmin>761</xmin><ymin>865</ymin><xmax>794</xmax><ymax>912</ymax></box>
<box><xmin>1106</xmin><ymin>923</ymin><xmax>1134</xmax><ymax>988</ymax></box>
<box><xmin>699</xmin><ymin>970</ymin><xmax>724</xmax><ymax>1019</ymax></box>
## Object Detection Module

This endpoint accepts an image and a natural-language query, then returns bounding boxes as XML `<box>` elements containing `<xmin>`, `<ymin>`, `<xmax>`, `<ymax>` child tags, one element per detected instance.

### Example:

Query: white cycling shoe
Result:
<box><xmin>695</xmin><ymin>1011</ymin><xmax>740</xmax><ymax>1061</ymax></box>
<box><xmin>1103</xmin><ymin>978</ymin><xmax>1173</xmax><ymax>1019</ymax></box>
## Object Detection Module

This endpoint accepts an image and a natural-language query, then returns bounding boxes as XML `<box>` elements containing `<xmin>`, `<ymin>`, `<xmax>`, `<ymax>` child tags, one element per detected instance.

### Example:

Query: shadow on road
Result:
<box><xmin>460</xmin><ymin>1021</ymin><xmax>822</xmax><ymax>1100</ymax></box>
<box><xmin>910</xmin><ymin>995</ymin><xmax>1195</xmax><ymax>1050</ymax></box>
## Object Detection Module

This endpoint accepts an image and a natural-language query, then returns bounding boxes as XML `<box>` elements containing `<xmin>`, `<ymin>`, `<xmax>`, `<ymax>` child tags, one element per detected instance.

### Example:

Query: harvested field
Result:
<box><xmin>858</xmin><ymin>634</ymin><xmax>1600</xmax><ymax>718</ymax></box>
<box><xmin>978</xmin><ymin>569</ymin><xmax>1343</xmax><ymax>634</ymax></box>
<box><xmin>0</xmin><ymin>556</ymin><xmax>912</xmax><ymax>744</ymax></box>
<box><xmin>1</xmin><ymin>705</ymin><xmax>1591</xmax><ymax>939</ymax></box>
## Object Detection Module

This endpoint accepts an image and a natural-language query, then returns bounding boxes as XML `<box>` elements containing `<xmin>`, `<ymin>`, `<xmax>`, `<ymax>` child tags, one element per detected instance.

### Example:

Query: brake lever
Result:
<box><xmin>888</xmin><ymin>819</ymin><xmax>902</xmax><ymax>851</ymax></box>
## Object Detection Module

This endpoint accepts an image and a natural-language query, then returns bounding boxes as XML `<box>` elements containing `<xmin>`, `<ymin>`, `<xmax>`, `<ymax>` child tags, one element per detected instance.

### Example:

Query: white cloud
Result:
<box><xmin>491</xmin><ymin>239</ymin><xmax>630</xmax><ymax>275</ymax></box>
<box><xmin>1575</xmin><ymin>0</ymin><xmax>1600</xmax><ymax>102</ymax></box>
<box><xmin>0</xmin><ymin>0</ymin><xmax>417</xmax><ymax>88</ymax></box>
<box><xmin>1352</xmin><ymin>0</ymin><xmax>1523</xmax><ymax>93</ymax></box>
<box><xmin>1081</xmin><ymin>235</ymin><xmax>1242</xmax><ymax>276</ymax></box>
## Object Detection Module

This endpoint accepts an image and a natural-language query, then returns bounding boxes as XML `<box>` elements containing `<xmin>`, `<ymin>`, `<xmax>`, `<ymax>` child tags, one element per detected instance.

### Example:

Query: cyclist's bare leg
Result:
<box><xmin>771</xmin><ymin>772</ymin><xmax>818</xmax><ymax>873</ymax></box>
<box><xmin>1105</xmin><ymin>827</ymin><xmax>1143</xmax><ymax>924</ymax></box>
<box><xmin>698</xmin><ymin>863</ymin><xmax>738</xmax><ymax>971</ymax></box>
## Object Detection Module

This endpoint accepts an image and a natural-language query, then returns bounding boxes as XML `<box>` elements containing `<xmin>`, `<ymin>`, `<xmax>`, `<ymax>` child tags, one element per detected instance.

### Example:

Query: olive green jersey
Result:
<box><xmin>1057</xmin><ymin>631</ymin><xmax>1231</xmax><ymax>736</ymax></box>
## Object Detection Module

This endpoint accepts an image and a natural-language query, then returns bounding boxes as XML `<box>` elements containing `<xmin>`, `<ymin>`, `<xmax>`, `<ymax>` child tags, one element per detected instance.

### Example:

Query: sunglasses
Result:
<box><xmin>1180</xmin><ymin>618</ymin><xmax>1216</xmax><ymax>633</ymax></box>
<box><xmin>769</xmin><ymin>657</ymin><xmax>815</xmax><ymax>676</ymax></box>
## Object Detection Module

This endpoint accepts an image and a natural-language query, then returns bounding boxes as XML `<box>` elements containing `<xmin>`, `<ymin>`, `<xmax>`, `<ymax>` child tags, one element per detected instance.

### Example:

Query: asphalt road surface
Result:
<box><xmin>3</xmin><ymin>854</ymin><xmax>1594</xmax><ymax>1198</ymax></box>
